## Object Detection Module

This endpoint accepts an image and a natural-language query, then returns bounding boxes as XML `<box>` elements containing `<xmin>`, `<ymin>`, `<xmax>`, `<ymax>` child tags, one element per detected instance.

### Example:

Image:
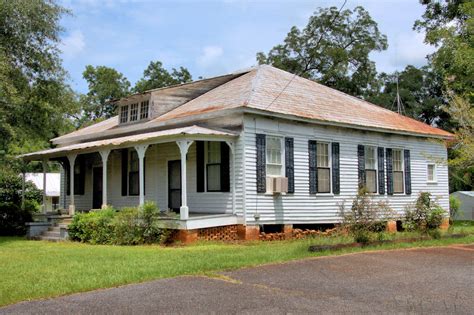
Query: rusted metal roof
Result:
<box><xmin>50</xmin><ymin>65</ymin><xmax>453</xmax><ymax>145</ymax></box>
<box><xmin>20</xmin><ymin>126</ymin><xmax>236</xmax><ymax>160</ymax></box>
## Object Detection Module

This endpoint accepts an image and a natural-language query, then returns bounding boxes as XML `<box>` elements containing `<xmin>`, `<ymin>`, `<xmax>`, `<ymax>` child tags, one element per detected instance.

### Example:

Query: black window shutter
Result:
<box><xmin>308</xmin><ymin>140</ymin><xmax>317</xmax><ymax>194</ymax></box>
<box><xmin>332</xmin><ymin>142</ymin><xmax>340</xmax><ymax>194</ymax></box>
<box><xmin>285</xmin><ymin>137</ymin><xmax>294</xmax><ymax>193</ymax></box>
<box><xmin>377</xmin><ymin>147</ymin><xmax>385</xmax><ymax>195</ymax></box>
<box><xmin>357</xmin><ymin>145</ymin><xmax>365</xmax><ymax>189</ymax></box>
<box><xmin>256</xmin><ymin>134</ymin><xmax>266</xmax><ymax>193</ymax></box>
<box><xmin>220</xmin><ymin>142</ymin><xmax>230</xmax><ymax>192</ymax></box>
<box><xmin>386</xmin><ymin>148</ymin><xmax>393</xmax><ymax>195</ymax></box>
<box><xmin>121</xmin><ymin>149</ymin><xmax>128</xmax><ymax>196</ymax></box>
<box><xmin>196</xmin><ymin>141</ymin><xmax>205</xmax><ymax>193</ymax></box>
<box><xmin>64</xmin><ymin>159</ymin><xmax>70</xmax><ymax>196</ymax></box>
<box><xmin>404</xmin><ymin>149</ymin><xmax>412</xmax><ymax>195</ymax></box>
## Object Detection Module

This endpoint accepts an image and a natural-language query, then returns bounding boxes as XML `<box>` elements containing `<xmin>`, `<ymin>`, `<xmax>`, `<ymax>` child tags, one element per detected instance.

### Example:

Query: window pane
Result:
<box><xmin>427</xmin><ymin>165</ymin><xmax>435</xmax><ymax>181</ymax></box>
<box><xmin>266</xmin><ymin>136</ymin><xmax>282</xmax><ymax>176</ymax></box>
<box><xmin>207</xmin><ymin>164</ymin><xmax>221</xmax><ymax>191</ymax></box>
<box><xmin>208</xmin><ymin>142</ymin><xmax>221</xmax><ymax>164</ymax></box>
<box><xmin>129</xmin><ymin>172</ymin><xmax>139</xmax><ymax>195</ymax></box>
<box><xmin>130</xmin><ymin>103</ymin><xmax>138</xmax><ymax>121</ymax></box>
<box><xmin>120</xmin><ymin>105</ymin><xmax>129</xmax><ymax>123</ymax></box>
<box><xmin>365</xmin><ymin>147</ymin><xmax>376</xmax><ymax>169</ymax></box>
<box><xmin>366</xmin><ymin>170</ymin><xmax>377</xmax><ymax>193</ymax></box>
<box><xmin>393</xmin><ymin>150</ymin><xmax>402</xmax><ymax>171</ymax></box>
<box><xmin>317</xmin><ymin>143</ymin><xmax>329</xmax><ymax>167</ymax></box>
<box><xmin>317</xmin><ymin>168</ymin><xmax>330</xmax><ymax>193</ymax></box>
<box><xmin>140</xmin><ymin>100</ymin><xmax>149</xmax><ymax>119</ymax></box>
<box><xmin>130</xmin><ymin>151</ymin><xmax>139</xmax><ymax>172</ymax></box>
<box><xmin>393</xmin><ymin>171</ymin><xmax>404</xmax><ymax>193</ymax></box>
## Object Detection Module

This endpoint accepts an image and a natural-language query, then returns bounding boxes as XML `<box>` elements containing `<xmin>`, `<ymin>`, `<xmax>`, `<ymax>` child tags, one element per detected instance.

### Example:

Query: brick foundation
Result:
<box><xmin>237</xmin><ymin>225</ymin><xmax>260</xmax><ymax>241</ymax></box>
<box><xmin>175</xmin><ymin>229</ymin><xmax>198</xmax><ymax>244</ymax></box>
<box><xmin>386</xmin><ymin>221</ymin><xmax>397</xmax><ymax>233</ymax></box>
<box><xmin>198</xmin><ymin>225</ymin><xmax>239</xmax><ymax>241</ymax></box>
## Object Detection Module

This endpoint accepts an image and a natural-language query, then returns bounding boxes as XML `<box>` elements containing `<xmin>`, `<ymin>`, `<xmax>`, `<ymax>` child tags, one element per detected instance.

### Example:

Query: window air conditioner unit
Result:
<box><xmin>266</xmin><ymin>176</ymin><xmax>288</xmax><ymax>194</ymax></box>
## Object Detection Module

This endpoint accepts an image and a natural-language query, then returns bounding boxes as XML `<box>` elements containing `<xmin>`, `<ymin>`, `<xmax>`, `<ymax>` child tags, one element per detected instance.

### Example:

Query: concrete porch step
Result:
<box><xmin>42</xmin><ymin>231</ymin><xmax>61</xmax><ymax>238</ymax></box>
<box><xmin>48</xmin><ymin>226</ymin><xmax>61</xmax><ymax>232</ymax></box>
<box><xmin>37</xmin><ymin>236</ymin><xmax>62</xmax><ymax>242</ymax></box>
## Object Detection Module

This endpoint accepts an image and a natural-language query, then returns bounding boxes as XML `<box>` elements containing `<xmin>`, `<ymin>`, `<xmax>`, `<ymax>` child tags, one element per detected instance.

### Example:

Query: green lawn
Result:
<box><xmin>1</xmin><ymin>222</ymin><xmax>473</xmax><ymax>307</ymax></box>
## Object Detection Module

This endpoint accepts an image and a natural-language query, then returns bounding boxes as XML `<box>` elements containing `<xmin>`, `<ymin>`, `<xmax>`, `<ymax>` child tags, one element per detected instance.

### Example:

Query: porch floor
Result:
<box><xmin>160</xmin><ymin>212</ymin><xmax>242</xmax><ymax>230</ymax></box>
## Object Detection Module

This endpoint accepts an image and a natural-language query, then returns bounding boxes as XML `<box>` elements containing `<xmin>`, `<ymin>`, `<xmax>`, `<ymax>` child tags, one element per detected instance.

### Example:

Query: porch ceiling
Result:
<box><xmin>19</xmin><ymin>125</ymin><xmax>237</xmax><ymax>161</ymax></box>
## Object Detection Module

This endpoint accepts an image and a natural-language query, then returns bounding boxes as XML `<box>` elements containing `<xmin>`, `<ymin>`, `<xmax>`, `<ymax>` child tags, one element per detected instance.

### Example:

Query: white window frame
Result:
<box><xmin>364</xmin><ymin>145</ymin><xmax>378</xmax><ymax>194</ymax></box>
<box><xmin>316</xmin><ymin>141</ymin><xmax>332</xmax><ymax>194</ymax></box>
<box><xmin>129</xmin><ymin>103</ymin><xmax>139</xmax><ymax>122</ymax></box>
<box><xmin>427</xmin><ymin>163</ymin><xmax>437</xmax><ymax>183</ymax></box>
<box><xmin>120</xmin><ymin>105</ymin><xmax>129</xmax><ymax>124</ymax></box>
<box><xmin>265</xmin><ymin>135</ymin><xmax>285</xmax><ymax>177</ymax></box>
<box><xmin>140</xmin><ymin>100</ymin><xmax>150</xmax><ymax>120</ymax></box>
<box><xmin>392</xmin><ymin>149</ymin><xmax>404</xmax><ymax>194</ymax></box>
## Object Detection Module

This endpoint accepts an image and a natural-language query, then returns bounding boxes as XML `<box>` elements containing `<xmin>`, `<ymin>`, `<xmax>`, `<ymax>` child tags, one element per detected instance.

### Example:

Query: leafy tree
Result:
<box><xmin>0</xmin><ymin>0</ymin><xmax>76</xmax><ymax>171</ymax></box>
<box><xmin>366</xmin><ymin>65</ymin><xmax>451</xmax><ymax>128</ymax></box>
<box><xmin>133</xmin><ymin>61</ymin><xmax>192</xmax><ymax>93</ymax></box>
<box><xmin>79</xmin><ymin>65</ymin><xmax>131</xmax><ymax>121</ymax></box>
<box><xmin>256</xmin><ymin>6</ymin><xmax>387</xmax><ymax>97</ymax></box>
<box><xmin>444</xmin><ymin>95</ymin><xmax>473</xmax><ymax>191</ymax></box>
<box><xmin>414</xmin><ymin>0</ymin><xmax>473</xmax><ymax>101</ymax></box>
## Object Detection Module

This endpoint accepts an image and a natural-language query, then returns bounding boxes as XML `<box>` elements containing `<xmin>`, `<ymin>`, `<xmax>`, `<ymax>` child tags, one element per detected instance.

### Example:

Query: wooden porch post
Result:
<box><xmin>99</xmin><ymin>149</ymin><xmax>111</xmax><ymax>208</ymax></box>
<box><xmin>134</xmin><ymin>145</ymin><xmax>149</xmax><ymax>206</ymax></box>
<box><xmin>226</xmin><ymin>141</ymin><xmax>236</xmax><ymax>215</ymax></box>
<box><xmin>176</xmin><ymin>140</ymin><xmax>193</xmax><ymax>220</ymax></box>
<box><xmin>67</xmin><ymin>154</ymin><xmax>77</xmax><ymax>215</ymax></box>
<box><xmin>42</xmin><ymin>158</ymin><xmax>48</xmax><ymax>214</ymax></box>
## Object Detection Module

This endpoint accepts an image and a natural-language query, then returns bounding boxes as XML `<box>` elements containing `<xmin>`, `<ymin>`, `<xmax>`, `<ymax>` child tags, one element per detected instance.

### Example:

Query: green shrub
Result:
<box><xmin>0</xmin><ymin>202</ymin><xmax>33</xmax><ymax>236</ymax></box>
<box><xmin>403</xmin><ymin>192</ymin><xmax>447</xmax><ymax>233</ymax></box>
<box><xmin>68</xmin><ymin>202</ymin><xmax>172</xmax><ymax>245</ymax></box>
<box><xmin>339</xmin><ymin>188</ymin><xmax>394</xmax><ymax>244</ymax></box>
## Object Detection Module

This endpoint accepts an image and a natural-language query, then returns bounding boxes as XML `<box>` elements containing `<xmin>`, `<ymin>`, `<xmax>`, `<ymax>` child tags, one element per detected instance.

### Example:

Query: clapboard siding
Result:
<box><xmin>61</xmin><ymin>140</ymin><xmax>242</xmax><ymax>214</ymax></box>
<box><xmin>243</xmin><ymin>114</ymin><xmax>449</xmax><ymax>225</ymax></box>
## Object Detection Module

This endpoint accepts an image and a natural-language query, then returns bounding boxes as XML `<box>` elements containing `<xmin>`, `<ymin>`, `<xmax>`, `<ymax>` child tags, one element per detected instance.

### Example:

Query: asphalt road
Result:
<box><xmin>1</xmin><ymin>245</ymin><xmax>473</xmax><ymax>314</ymax></box>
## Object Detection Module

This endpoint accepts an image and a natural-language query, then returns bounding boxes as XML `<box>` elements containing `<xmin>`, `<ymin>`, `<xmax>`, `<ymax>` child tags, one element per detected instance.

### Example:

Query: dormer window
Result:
<box><xmin>120</xmin><ymin>105</ymin><xmax>129</xmax><ymax>123</ymax></box>
<box><xmin>140</xmin><ymin>100</ymin><xmax>149</xmax><ymax>119</ymax></box>
<box><xmin>130</xmin><ymin>103</ymin><xmax>139</xmax><ymax>121</ymax></box>
<box><xmin>119</xmin><ymin>99</ymin><xmax>150</xmax><ymax>124</ymax></box>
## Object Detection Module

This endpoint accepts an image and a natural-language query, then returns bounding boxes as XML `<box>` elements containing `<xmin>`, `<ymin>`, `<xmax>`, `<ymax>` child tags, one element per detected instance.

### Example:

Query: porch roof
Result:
<box><xmin>19</xmin><ymin>125</ymin><xmax>237</xmax><ymax>161</ymax></box>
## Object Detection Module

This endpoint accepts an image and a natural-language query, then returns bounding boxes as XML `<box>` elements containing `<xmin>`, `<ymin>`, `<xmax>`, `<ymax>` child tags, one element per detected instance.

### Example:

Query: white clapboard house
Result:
<box><xmin>21</xmin><ymin>65</ymin><xmax>453</xmax><ymax>241</ymax></box>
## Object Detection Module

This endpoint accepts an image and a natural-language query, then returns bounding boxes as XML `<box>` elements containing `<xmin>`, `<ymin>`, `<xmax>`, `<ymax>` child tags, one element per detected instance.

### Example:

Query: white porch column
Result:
<box><xmin>134</xmin><ymin>145</ymin><xmax>149</xmax><ymax>206</ymax></box>
<box><xmin>67</xmin><ymin>154</ymin><xmax>77</xmax><ymax>215</ymax></box>
<box><xmin>42</xmin><ymin>159</ymin><xmax>48</xmax><ymax>214</ymax></box>
<box><xmin>176</xmin><ymin>140</ymin><xmax>193</xmax><ymax>220</ymax></box>
<box><xmin>226</xmin><ymin>141</ymin><xmax>236</xmax><ymax>215</ymax></box>
<box><xmin>99</xmin><ymin>149</ymin><xmax>111</xmax><ymax>208</ymax></box>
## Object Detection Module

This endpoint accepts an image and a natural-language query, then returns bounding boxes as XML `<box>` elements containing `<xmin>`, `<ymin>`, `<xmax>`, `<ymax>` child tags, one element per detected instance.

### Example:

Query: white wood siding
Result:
<box><xmin>243</xmin><ymin>114</ymin><xmax>449</xmax><ymax>225</ymax></box>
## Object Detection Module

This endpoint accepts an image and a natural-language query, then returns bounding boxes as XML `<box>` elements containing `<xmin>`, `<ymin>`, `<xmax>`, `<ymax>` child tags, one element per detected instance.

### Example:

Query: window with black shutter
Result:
<box><xmin>308</xmin><ymin>140</ymin><xmax>317</xmax><ymax>194</ymax></box>
<box><xmin>332</xmin><ymin>142</ymin><xmax>340</xmax><ymax>194</ymax></box>
<box><xmin>364</xmin><ymin>146</ymin><xmax>377</xmax><ymax>193</ymax></box>
<box><xmin>386</xmin><ymin>148</ymin><xmax>394</xmax><ymax>195</ymax></box>
<box><xmin>285</xmin><ymin>137</ymin><xmax>294</xmax><ymax>193</ymax></box>
<box><xmin>256</xmin><ymin>134</ymin><xmax>266</xmax><ymax>193</ymax></box>
<box><xmin>404</xmin><ymin>149</ymin><xmax>411</xmax><ymax>195</ymax></box>
<box><xmin>198</xmin><ymin>141</ymin><xmax>230</xmax><ymax>193</ymax></box>
<box><xmin>196</xmin><ymin>141</ymin><xmax>205</xmax><ymax>192</ymax></box>
<box><xmin>128</xmin><ymin>150</ymin><xmax>139</xmax><ymax>195</ymax></box>
<box><xmin>393</xmin><ymin>149</ymin><xmax>404</xmax><ymax>194</ymax></box>
<box><xmin>377</xmin><ymin>147</ymin><xmax>385</xmax><ymax>195</ymax></box>
<box><xmin>357</xmin><ymin>144</ymin><xmax>365</xmax><ymax>190</ymax></box>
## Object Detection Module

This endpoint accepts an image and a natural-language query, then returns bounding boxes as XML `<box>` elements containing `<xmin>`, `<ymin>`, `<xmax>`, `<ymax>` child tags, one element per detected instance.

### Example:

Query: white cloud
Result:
<box><xmin>197</xmin><ymin>46</ymin><xmax>224</xmax><ymax>68</ymax></box>
<box><xmin>390</xmin><ymin>32</ymin><xmax>435</xmax><ymax>68</ymax></box>
<box><xmin>61</xmin><ymin>30</ymin><xmax>85</xmax><ymax>59</ymax></box>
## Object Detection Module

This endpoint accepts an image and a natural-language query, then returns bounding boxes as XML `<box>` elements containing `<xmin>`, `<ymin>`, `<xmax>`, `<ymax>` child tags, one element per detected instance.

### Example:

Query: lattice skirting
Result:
<box><xmin>197</xmin><ymin>225</ymin><xmax>239</xmax><ymax>241</ymax></box>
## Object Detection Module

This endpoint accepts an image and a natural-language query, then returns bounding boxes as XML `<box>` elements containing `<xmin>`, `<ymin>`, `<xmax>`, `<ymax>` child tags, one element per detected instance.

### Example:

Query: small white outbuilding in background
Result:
<box><xmin>25</xmin><ymin>173</ymin><xmax>60</xmax><ymax>212</ymax></box>
<box><xmin>451</xmin><ymin>191</ymin><xmax>474</xmax><ymax>221</ymax></box>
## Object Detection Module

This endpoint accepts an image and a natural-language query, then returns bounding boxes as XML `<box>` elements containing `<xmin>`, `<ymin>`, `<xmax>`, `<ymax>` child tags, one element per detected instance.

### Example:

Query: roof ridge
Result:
<box><xmin>245</xmin><ymin>65</ymin><xmax>265</xmax><ymax>107</ymax></box>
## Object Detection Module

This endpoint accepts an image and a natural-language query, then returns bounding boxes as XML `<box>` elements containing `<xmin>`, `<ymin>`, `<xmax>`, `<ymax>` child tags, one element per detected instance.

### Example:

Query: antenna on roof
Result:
<box><xmin>392</xmin><ymin>73</ymin><xmax>405</xmax><ymax>115</ymax></box>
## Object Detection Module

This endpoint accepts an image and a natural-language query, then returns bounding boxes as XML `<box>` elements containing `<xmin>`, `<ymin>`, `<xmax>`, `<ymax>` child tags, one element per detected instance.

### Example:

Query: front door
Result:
<box><xmin>92</xmin><ymin>167</ymin><xmax>103</xmax><ymax>209</ymax></box>
<box><xmin>168</xmin><ymin>160</ymin><xmax>181</xmax><ymax>212</ymax></box>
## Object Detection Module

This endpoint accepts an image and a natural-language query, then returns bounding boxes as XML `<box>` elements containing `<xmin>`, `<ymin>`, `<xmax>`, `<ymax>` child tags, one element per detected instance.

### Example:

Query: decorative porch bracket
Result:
<box><xmin>225</xmin><ymin>141</ymin><xmax>237</xmax><ymax>215</ymax></box>
<box><xmin>42</xmin><ymin>158</ymin><xmax>48</xmax><ymax>214</ymax></box>
<box><xmin>67</xmin><ymin>154</ymin><xmax>77</xmax><ymax>215</ymax></box>
<box><xmin>134</xmin><ymin>145</ymin><xmax>149</xmax><ymax>206</ymax></box>
<box><xmin>99</xmin><ymin>149</ymin><xmax>111</xmax><ymax>209</ymax></box>
<box><xmin>176</xmin><ymin>140</ymin><xmax>193</xmax><ymax>220</ymax></box>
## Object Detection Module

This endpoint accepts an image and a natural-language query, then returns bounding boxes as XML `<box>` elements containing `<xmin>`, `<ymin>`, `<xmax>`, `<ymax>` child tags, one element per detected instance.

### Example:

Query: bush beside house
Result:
<box><xmin>0</xmin><ymin>173</ymin><xmax>42</xmax><ymax>236</ymax></box>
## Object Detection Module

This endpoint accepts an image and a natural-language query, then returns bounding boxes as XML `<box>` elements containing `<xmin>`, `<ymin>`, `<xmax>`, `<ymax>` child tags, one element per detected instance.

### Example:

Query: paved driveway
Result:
<box><xmin>1</xmin><ymin>245</ymin><xmax>473</xmax><ymax>314</ymax></box>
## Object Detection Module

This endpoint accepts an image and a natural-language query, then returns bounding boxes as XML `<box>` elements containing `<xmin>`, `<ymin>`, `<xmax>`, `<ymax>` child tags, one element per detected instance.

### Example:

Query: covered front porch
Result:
<box><xmin>20</xmin><ymin>125</ymin><xmax>240</xmax><ymax>230</ymax></box>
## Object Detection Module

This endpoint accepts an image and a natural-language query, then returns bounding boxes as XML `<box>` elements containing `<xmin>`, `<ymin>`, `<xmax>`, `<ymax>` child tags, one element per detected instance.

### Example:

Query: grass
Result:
<box><xmin>0</xmin><ymin>221</ymin><xmax>473</xmax><ymax>307</ymax></box>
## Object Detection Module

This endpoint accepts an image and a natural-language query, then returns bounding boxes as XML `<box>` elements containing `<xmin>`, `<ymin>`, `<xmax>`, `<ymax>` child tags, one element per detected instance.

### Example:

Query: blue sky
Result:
<box><xmin>59</xmin><ymin>0</ymin><xmax>435</xmax><ymax>94</ymax></box>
